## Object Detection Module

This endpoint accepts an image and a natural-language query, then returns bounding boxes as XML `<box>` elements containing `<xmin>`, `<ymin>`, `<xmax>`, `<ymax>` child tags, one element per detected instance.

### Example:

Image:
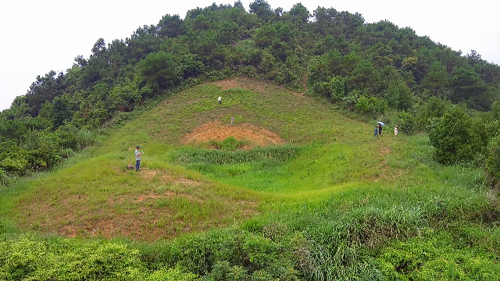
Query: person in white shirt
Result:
<box><xmin>134</xmin><ymin>146</ymin><xmax>143</xmax><ymax>171</ymax></box>
<box><xmin>218</xmin><ymin>96</ymin><xmax>221</xmax><ymax>105</ymax></box>
<box><xmin>394</xmin><ymin>125</ymin><xmax>399</xmax><ymax>137</ymax></box>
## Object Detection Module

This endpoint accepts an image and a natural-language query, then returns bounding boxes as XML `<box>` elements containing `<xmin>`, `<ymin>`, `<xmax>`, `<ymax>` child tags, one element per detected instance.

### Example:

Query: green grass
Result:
<box><xmin>0</xmin><ymin>78</ymin><xmax>498</xmax><ymax>280</ymax></box>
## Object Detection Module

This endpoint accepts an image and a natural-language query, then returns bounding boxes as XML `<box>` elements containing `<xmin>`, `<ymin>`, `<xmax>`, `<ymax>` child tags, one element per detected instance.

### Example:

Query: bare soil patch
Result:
<box><xmin>208</xmin><ymin>78</ymin><xmax>282</xmax><ymax>93</ymax></box>
<box><xmin>182</xmin><ymin>121</ymin><xmax>285</xmax><ymax>147</ymax></box>
<box><xmin>212</xmin><ymin>79</ymin><xmax>242</xmax><ymax>90</ymax></box>
<box><xmin>139</xmin><ymin>169</ymin><xmax>201</xmax><ymax>186</ymax></box>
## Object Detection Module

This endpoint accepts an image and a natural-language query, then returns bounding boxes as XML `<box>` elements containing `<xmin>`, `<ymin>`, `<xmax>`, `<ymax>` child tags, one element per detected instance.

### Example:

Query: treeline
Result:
<box><xmin>1</xmin><ymin>0</ymin><xmax>500</xmax><ymax>181</ymax></box>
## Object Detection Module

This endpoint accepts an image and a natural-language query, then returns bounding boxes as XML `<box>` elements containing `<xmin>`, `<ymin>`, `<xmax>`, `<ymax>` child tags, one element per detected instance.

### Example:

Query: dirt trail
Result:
<box><xmin>373</xmin><ymin>146</ymin><xmax>404</xmax><ymax>182</ymax></box>
<box><xmin>209</xmin><ymin>78</ymin><xmax>305</xmax><ymax>97</ymax></box>
<box><xmin>182</xmin><ymin>121</ymin><xmax>285</xmax><ymax>147</ymax></box>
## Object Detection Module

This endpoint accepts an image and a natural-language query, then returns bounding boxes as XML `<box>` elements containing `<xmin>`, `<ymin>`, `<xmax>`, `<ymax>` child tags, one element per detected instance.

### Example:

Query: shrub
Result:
<box><xmin>75</xmin><ymin>128</ymin><xmax>95</xmax><ymax>150</ymax></box>
<box><xmin>356</xmin><ymin>96</ymin><xmax>387</xmax><ymax>115</ymax></box>
<box><xmin>429</xmin><ymin>106</ymin><xmax>484</xmax><ymax>165</ymax></box>
<box><xmin>396</xmin><ymin>110</ymin><xmax>417</xmax><ymax>135</ymax></box>
<box><xmin>416</xmin><ymin>97</ymin><xmax>450</xmax><ymax>130</ymax></box>
<box><xmin>0</xmin><ymin>169</ymin><xmax>5</xmax><ymax>185</ymax></box>
<box><xmin>486</xmin><ymin>134</ymin><xmax>500</xmax><ymax>187</ymax></box>
<box><xmin>147</xmin><ymin>267</ymin><xmax>198</xmax><ymax>281</ymax></box>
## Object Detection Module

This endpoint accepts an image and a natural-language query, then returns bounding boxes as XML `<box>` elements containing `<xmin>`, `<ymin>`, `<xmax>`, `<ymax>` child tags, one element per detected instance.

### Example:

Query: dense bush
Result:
<box><xmin>429</xmin><ymin>106</ymin><xmax>485</xmax><ymax>165</ymax></box>
<box><xmin>486</xmin><ymin>134</ymin><xmax>500</xmax><ymax>187</ymax></box>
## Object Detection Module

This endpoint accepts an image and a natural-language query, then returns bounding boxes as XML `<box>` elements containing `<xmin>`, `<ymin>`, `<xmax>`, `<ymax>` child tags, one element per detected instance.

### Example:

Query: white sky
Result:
<box><xmin>1</xmin><ymin>0</ymin><xmax>499</xmax><ymax>112</ymax></box>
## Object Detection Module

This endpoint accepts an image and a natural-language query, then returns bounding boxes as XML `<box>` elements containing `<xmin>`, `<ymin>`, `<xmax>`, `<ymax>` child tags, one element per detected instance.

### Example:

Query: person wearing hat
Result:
<box><xmin>134</xmin><ymin>146</ymin><xmax>143</xmax><ymax>171</ymax></box>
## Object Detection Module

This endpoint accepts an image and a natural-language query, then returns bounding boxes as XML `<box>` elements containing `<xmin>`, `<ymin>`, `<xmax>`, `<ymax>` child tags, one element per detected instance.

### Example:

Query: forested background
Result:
<box><xmin>1</xmin><ymin>0</ymin><xmax>500</xmax><ymax>183</ymax></box>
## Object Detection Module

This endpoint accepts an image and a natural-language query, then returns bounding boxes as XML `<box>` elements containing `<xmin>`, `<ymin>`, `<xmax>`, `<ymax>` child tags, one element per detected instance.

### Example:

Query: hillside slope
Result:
<box><xmin>8</xmin><ymin>78</ymin><xmax>396</xmax><ymax>240</ymax></box>
<box><xmin>1</xmin><ymin>79</ymin><xmax>498</xmax><ymax>280</ymax></box>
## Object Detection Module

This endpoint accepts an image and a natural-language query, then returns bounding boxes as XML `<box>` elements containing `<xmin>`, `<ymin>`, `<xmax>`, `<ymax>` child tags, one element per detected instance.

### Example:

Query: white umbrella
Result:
<box><xmin>377</xmin><ymin>122</ymin><xmax>385</xmax><ymax>126</ymax></box>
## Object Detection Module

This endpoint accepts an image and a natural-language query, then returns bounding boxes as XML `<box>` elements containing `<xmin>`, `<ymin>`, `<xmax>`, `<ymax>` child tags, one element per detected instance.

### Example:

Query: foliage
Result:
<box><xmin>416</xmin><ymin>96</ymin><xmax>450</xmax><ymax>130</ymax></box>
<box><xmin>209</xmin><ymin>137</ymin><xmax>247</xmax><ymax>150</ymax></box>
<box><xmin>485</xmin><ymin>134</ymin><xmax>500</xmax><ymax>187</ymax></box>
<box><xmin>393</xmin><ymin>110</ymin><xmax>417</xmax><ymax>135</ymax></box>
<box><xmin>428</xmin><ymin>106</ymin><xmax>484</xmax><ymax>165</ymax></box>
<box><xmin>377</xmin><ymin>231</ymin><xmax>499</xmax><ymax>280</ymax></box>
<box><xmin>0</xmin><ymin>236</ymin><xmax>144</xmax><ymax>280</ymax></box>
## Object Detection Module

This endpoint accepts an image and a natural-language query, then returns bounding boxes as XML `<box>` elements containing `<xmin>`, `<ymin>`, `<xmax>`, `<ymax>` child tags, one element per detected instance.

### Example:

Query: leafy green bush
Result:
<box><xmin>146</xmin><ymin>267</ymin><xmax>198</xmax><ymax>281</ymax></box>
<box><xmin>356</xmin><ymin>95</ymin><xmax>387</xmax><ymax>115</ymax></box>
<box><xmin>0</xmin><ymin>236</ymin><xmax>144</xmax><ymax>281</ymax></box>
<box><xmin>377</xmin><ymin>232</ymin><xmax>499</xmax><ymax>280</ymax></box>
<box><xmin>395</xmin><ymin>110</ymin><xmax>417</xmax><ymax>135</ymax></box>
<box><xmin>0</xmin><ymin>169</ymin><xmax>5</xmax><ymax>185</ymax></box>
<box><xmin>416</xmin><ymin>96</ymin><xmax>450</xmax><ymax>130</ymax></box>
<box><xmin>486</xmin><ymin>134</ymin><xmax>500</xmax><ymax>187</ymax></box>
<box><xmin>429</xmin><ymin>106</ymin><xmax>485</xmax><ymax>165</ymax></box>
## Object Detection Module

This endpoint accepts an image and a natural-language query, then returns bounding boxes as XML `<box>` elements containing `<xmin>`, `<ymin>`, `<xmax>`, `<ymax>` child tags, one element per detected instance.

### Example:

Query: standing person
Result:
<box><xmin>374</xmin><ymin>126</ymin><xmax>379</xmax><ymax>139</ymax></box>
<box><xmin>378</xmin><ymin>123</ymin><xmax>383</xmax><ymax>136</ymax></box>
<box><xmin>394</xmin><ymin>125</ymin><xmax>399</xmax><ymax>137</ymax></box>
<box><xmin>231</xmin><ymin>115</ymin><xmax>235</xmax><ymax>125</ymax></box>
<box><xmin>218</xmin><ymin>96</ymin><xmax>221</xmax><ymax>105</ymax></box>
<box><xmin>135</xmin><ymin>146</ymin><xmax>143</xmax><ymax>171</ymax></box>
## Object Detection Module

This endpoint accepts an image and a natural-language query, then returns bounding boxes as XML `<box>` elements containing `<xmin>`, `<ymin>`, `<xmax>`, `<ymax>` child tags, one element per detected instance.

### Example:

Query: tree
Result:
<box><xmin>249</xmin><ymin>0</ymin><xmax>274</xmax><ymax>22</ymax></box>
<box><xmin>91</xmin><ymin>38</ymin><xmax>106</xmax><ymax>55</ymax></box>
<box><xmin>347</xmin><ymin>60</ymin><xmax>381</xmax><ymax>95</ymax></box>
<box><xmin>157</xmin><ymin>14</ymin><xmax>186</xmax><ymax>38</ymax></box>
<box><xmin>51</xmin><ymin>95</ymin><xmax>73</xmax><ymax>130</ymax></box>
<box><xmin>25</xmin><ymin>70</ymin><xmax>62</xmax><ymax>117</ymax></box>
<box><xmin>422</xmin><ymin>61</ymin><xmax>448</xmax><ymax>96</ymax></box>
<box><xmin>137</xmin><ymin>51</ymin><xmax>181</xmax><ymax>91</ymax></box>
<box><xmin>254</xmin><ymin>23</ymin><xmax>276</xmax><ymax>48</ymax></box>
<box><xmin>234</xmin><ymin>1</ymin><xmax>244</xmax><ymax>10</ymax></box>
<box><xmin>288</xmin><ymin>3</ymin><xmax>310</xmax><ymax>24</ymax></box>
<box><xmin>417</xmin><ymin>97</ymin><xmax>450</xmax><ymax>130</ymax></box>
<box><xmin>429</xmin><ymin>106</ymin><xmax>484</xmax><ymax>165</ymax></box>
<box><xmin>449</xmin><ymin>67</ymin><xmax>487</xmax><ymax>109</ymax></box>
<box><xmin>383</xmin><ymin>82</ymin><xmax>414</xmax><ymax>111</ymax></box>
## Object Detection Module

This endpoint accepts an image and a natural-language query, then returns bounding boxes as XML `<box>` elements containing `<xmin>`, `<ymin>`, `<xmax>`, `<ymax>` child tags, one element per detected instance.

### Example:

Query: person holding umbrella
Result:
<box><xmin>378</xmin><ymin>122</ymin><xmax>383</xmax><ymax>136</ymax></box>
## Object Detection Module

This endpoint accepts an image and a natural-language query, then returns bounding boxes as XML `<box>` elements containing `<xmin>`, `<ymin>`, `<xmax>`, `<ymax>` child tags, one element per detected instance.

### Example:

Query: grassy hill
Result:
<box><xmin>0</xmin><ymin>78</ymin><xmax>498</xmax><ymax>280</ymax></box>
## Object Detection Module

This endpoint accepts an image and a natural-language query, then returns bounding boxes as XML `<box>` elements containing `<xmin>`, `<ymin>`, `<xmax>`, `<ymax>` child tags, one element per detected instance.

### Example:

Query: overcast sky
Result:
<box><xmin>1</xmin><ymin>0</ymin><xmax>499</xmax><ymax>112</ymax></box>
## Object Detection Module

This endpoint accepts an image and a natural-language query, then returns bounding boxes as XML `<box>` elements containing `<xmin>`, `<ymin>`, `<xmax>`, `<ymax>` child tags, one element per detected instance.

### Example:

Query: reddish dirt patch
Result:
<box><xmin>380</xmin><ymin>148</ymin><xmax>391</xmax><ymax>156</ymax></box>
<box><xmin>212</xmin><ymin>79</ymin><xmax>242</xmax><ymax>90</ymax></box>
<box><xmin>182</xmin><ymin>121</ymin><xmax>285</xmax><ymax>147</ymax></box>
<box><xmin>136</xmin><ymin>191</ymin><xmax>176</xmax><ymax>202</ymax></box>
<box><xmin>208</xmin><ymin>78</ymin><xmax>270</xmax><ymax>93</ymax></box>
<box><xmin>139</xmin><ymin>169</ymin><xmax>201</xmax><ymax>186</ymax></box>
